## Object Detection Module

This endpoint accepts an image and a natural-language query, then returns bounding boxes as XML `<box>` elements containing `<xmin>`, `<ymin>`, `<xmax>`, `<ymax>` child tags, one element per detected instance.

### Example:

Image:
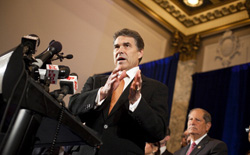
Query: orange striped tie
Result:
<box><xmin>109</xmin><ymin>80</ymin><xmax>125</xmax><ymax>114</ymax></box>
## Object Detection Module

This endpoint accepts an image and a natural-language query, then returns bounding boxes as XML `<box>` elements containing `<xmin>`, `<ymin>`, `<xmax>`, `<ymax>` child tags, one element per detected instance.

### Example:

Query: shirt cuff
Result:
<box><xmin>95</xmin><ymin>88</ymin><xmax>105</xmax><ymax>108</ymax></box>
<box><xmin>129</xmin><ymin>94</ymin><xmax>141</xmax><ymax>112</ymax></box>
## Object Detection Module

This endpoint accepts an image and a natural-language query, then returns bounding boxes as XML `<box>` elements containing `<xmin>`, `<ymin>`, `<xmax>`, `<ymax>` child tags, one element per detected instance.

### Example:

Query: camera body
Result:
<box><xmin>21</xmin><ymin>34</ymin><xmax>40</xmax><ymax>55</ymax></box>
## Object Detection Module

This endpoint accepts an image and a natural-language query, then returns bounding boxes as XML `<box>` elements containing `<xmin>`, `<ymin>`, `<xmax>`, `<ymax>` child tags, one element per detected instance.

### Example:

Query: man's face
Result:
<box><xmin>187</xmin><ymin>109</ymin><xmax>211</xmax><ymax>138</ymax></box>
<box><xmin>113</xmin><ymin>36</ymin><xmax>143</xmax><ymax>71</ymax></box>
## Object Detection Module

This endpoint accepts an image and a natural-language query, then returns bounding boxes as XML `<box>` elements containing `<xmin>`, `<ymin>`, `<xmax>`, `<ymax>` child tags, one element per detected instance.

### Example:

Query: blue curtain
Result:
<box><xmin>139</xmin><ymin>53</ymin><xmax>179</xmax><ymax>122</ymax></box>
<box><xmin>102</xmin><ymin>53</ymin><xmax>179</xmax><ymax>125</ymax></box>
<box><xmin>189</xmin><ymin>63</ymin><xmax>250</xmax><ymax>155</ymax></box>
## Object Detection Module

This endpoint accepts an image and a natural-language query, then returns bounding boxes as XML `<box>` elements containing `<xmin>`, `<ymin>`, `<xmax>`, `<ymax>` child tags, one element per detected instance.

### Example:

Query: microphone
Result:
<box><xmin>46</xmin><ymin>64</ymin><xmax>70</xmax><ymax>84</ymax></box>
<box><xmin>52</xmin><ymin>54</ymin><xmax>73</xmax><ymax>61</ymax></box>
<box><xmin>58</xmin><ymin>65</ymin><xmax>70</xmax><ymax>79</ymax></box>
<box><xmin>32</xmin><ymin>41</ymin><xmax>62</xmax><ymax>68</ymax></box>
<box><xmin>59</xmin><ymin>73</ymin><xmax>78</xmax><ymax>95</ymax></box>
<box><xmin>65</xmin><ymin>54</ymin><xmax>73</xmax><ymax>59</ymax></box>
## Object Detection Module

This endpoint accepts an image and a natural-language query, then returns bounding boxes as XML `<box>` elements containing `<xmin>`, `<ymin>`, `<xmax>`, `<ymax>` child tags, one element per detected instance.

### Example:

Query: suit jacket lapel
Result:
<box><xmin>178</xmin><ymin>145</ymin><xmax>189</xmax><ymax>155</ymax></box>
<box><xmin>191</xmin><ymin>135</ymin><xmax>210</xmax><ymax>155</ymax></box>
<box><xmin>100</xmin><ymin>76</ymin><xmax>108</xmax><ymax>86</ymax></box>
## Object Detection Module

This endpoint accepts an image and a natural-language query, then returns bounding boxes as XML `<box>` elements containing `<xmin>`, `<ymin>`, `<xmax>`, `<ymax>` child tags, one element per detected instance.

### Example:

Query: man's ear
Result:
<box><xmin>138</xmin><ymin>49</ymin><xmax>144</xmax><ymax>60</ymax></box>
<box><xmin>206</xmin><ymin>122</ymin><xmax>212</xmax><ymax>132</ymax></box>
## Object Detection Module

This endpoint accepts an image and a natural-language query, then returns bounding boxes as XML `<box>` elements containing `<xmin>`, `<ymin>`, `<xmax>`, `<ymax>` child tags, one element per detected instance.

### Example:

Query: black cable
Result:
<box><xmin>49</xmin><ymin>100</ymin><xmax>65</xmax><ymax>155</ymax></box>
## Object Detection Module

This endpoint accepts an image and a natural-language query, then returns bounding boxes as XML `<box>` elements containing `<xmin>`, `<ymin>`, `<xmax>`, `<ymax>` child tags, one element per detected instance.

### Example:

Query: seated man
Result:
<box><xmin>174</xmin><ymin>108</ymin><xmax>228</xmax><ymax>155</ymax></box>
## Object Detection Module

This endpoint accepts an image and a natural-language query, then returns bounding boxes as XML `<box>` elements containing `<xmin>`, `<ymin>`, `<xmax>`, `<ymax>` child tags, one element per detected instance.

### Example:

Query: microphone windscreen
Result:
<box><xmin>58</xmin><ymin>65</ymin><xmax>70</xmax><ymax>79</ymax></box>
<box><xmin>66</xmin><ymin>54</ymin><xmax>73</xmax><ymax>59</ymax></box>
<box><xmin>50</xmin><ymin>41</ymin><xmax>62</xmax><ymax>54</ymax></box>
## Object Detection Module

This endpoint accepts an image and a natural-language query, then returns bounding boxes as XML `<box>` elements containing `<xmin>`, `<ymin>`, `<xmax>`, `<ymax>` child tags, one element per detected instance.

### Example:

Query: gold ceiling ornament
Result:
<box><xmin>246</xmin><ymin>0</ymin><xmax>250</xmax><ymax>17</ymax></box>
<box><xmin>172</xmin><ymin>30</ymin><xmax>200</xmax><ymax>60</ymax></box>
<box><xmin>183</xmin><ymin>0</ymin><xmax>203</xmax><ymax>7</ymax></box>
<box><xmin>153</xmin><ymin>0</ymin><xmax>247</xmax><ymax>28</ymax></box>
<box><xmin>127</xmin><ymin>0</ymin><xmax>250</xmax><ymax>36</ymax></box>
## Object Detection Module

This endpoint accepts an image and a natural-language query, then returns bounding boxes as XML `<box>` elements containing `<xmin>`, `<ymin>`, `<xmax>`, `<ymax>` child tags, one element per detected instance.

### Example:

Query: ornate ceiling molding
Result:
<box><xmin>128</xmin><ymin>0</ymin><xmax>250</xmax><ymax>37</ymax></box>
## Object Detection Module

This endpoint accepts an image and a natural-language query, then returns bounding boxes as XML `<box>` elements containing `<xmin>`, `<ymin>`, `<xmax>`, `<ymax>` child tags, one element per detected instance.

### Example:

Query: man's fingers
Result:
<box><xmin>134</xmin><ymin>70</ymin><xmax>142</xmax><ymax>90</ymax></box>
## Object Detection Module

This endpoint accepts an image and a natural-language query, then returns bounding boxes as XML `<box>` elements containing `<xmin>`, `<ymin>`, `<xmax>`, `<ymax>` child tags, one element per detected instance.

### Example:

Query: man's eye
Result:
<box><xmin>124</xmin><ymin>43</ymin><xmax>130</xmax><ymax>47</ymax></box>
<box><xmin>114</xmin><ymin>45</ymin><xmax>119</xmax><ymax>49</ymax></box>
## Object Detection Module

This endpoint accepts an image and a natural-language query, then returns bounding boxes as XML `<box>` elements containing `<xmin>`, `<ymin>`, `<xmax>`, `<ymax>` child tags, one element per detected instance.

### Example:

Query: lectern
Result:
<box><xmin>0</xmin><ymin>45</ymin><xmax>102</xmax><ymax>154</ymax></box>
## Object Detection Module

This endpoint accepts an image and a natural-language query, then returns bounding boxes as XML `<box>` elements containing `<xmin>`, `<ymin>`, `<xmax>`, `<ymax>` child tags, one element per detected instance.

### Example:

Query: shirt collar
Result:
<box><xmin>160</xmin><ymin>146</ymin><xmax>166</xmax><ymax>154</ymax></box>
<box><xmin>191</xmin><ymin>133</ymin><xmax>207</xmax><ymax>145</ymax></box>
<box><xmin>118</xmin><ymin>66</ymin><xmax>139</xmax><ymax>79</ymax></box>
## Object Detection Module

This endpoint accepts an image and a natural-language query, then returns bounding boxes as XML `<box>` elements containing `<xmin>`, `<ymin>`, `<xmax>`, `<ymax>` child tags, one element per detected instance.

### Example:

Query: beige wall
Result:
<box><xmin>0</xmin><ymin>0</ymin><xmax>172</xmax><ymax>102</ymax></box>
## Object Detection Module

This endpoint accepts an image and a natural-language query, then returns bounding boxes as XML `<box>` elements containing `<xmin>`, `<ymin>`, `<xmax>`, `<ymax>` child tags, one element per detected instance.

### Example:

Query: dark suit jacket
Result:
<box><xmin>162</xmin><ymin>149</ymin><xmax>173</xmax><ymax>155</ymax></box>
<box><xmin>68</xmin><ymin>74</ymin><xmax>168</xmax><ymax>155</ymax></box>
<box><xmin>173</xmin><ymin>135</ymin><xmax>228</xmax><ymax>155</ymax></box>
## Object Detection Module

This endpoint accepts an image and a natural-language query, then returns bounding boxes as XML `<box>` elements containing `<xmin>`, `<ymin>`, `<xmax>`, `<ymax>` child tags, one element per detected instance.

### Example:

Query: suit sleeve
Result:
<box><xmin>68</xmin><ymin>76</ymin><xmax>99</xmax><ymax>115</ymax></box>
<box><xmin>129</xmin><ymin>78</ymin><xmax>169</xmax><ymax>142</ymax></box>
<box><xmin>211</xmin><ymin>141</ymin><xmax>228</xmax><ymax>155</ymax></box>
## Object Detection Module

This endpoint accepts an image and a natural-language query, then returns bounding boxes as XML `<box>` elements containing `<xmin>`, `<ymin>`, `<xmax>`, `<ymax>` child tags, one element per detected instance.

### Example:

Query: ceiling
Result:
<box><xmin>127</xmin><ymin>0</ymin><xmax>250</xmax><ymax>37</ymax></box>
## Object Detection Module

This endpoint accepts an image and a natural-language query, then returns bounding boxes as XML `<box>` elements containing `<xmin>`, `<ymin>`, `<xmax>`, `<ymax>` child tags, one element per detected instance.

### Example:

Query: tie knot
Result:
<box><xmin>186</xmin><ymin>142</ymin><xmax>196</xmax><ymax>155</ymax></box>
<box><xmin>192</xmin><ymin>142</ymin><xmax>196</xmax><ymax>147</ymax></box>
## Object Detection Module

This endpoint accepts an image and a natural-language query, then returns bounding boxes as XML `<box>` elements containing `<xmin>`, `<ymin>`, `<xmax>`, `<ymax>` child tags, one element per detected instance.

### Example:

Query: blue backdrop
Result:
<box><xmin>189</xmin><ymin>62</ymin><xmax>250</xmax><ymax>155</ymax></box>
<box><xmin>139</xmin><ymin>53</ymin><xmax>179</xmax><ymax>123</ymax></box>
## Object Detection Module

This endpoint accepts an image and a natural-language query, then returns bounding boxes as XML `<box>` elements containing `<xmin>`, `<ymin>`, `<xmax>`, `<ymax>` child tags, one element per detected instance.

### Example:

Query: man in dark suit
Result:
<box><xmin>68</xmin><ymin>28</ymin><xmax>168</xmax><ymax>155</ymax></box>
<box><xmin>174</xmin><ymin>108</ymin><xmax>228</xmax><ymax>155</ymax></box>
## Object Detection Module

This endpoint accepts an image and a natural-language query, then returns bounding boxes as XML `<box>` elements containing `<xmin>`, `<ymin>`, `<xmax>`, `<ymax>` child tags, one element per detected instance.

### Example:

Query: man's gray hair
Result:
<box><xmin>189</xmin><ymin>108</ymin><xmax>211</xmax><ymax>123</ymax></box>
